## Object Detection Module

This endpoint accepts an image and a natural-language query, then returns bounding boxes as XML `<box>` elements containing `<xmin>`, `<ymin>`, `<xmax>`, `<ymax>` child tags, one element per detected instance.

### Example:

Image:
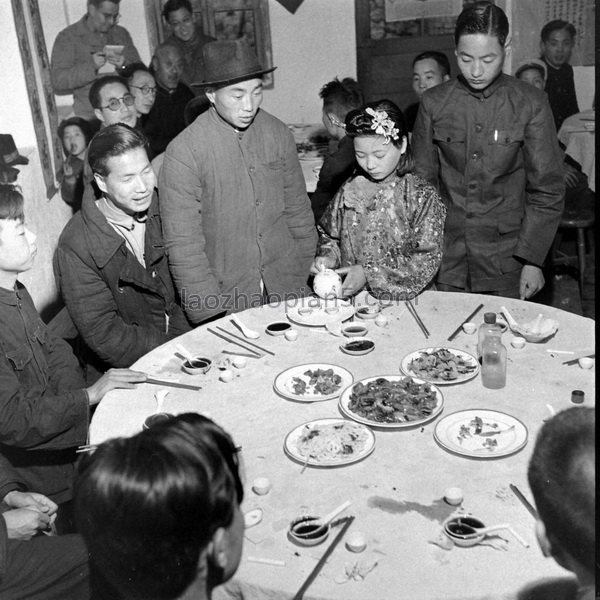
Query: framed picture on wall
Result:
<box><xmin>147</xmin><ymin>0</ymin><xmax>273</xmax><ymax>88</ymax></box>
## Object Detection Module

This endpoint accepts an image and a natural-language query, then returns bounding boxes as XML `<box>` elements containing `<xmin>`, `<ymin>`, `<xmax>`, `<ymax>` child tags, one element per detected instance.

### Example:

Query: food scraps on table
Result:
<box><xmin>348</xmin><ymin>377</ymin><xmax>438</xmax><ymax>423</ymax></box>
<box><xmin>456</xmin><ymin>416</ymin><xmax>513</xmax><ymax>450</ymax></box>
<box><xmin>408</xmin><ymin>348</ymin><xmax>477</xmax><ymax>381</ymax></box>
<box><xmin>292</xmin><ymin>368</ymin><xmax>342</xmax><ymax>395</ymax></box>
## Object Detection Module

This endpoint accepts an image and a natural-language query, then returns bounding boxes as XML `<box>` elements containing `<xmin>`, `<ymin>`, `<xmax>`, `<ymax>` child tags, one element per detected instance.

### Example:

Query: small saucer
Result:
<box><xmin>341</xmin><ymin>324</ymin><xmax>368</xmax><ymax>338</ymax></box>
<box><xmin>355</xmin><ymin>306</ymin><xmax>381</xmax><ymax>320</ymax></box>
<box><xmin>340</xmin><ymin>337</ymin><xmax>375</xmax><ymax>356</ymax></box>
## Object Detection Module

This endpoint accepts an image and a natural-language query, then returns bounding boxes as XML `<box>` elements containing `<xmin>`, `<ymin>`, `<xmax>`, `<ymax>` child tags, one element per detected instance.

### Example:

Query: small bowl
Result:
<box><xmin>182</xmin><ymin>357</ymin><xmax>212</xmax><ymax>375</ymax></box>
<box><xmin>298</xmin><ymin>307</ymin><xmax>313</xmax><ymax>316</ymax></box>
<box><xmin>252</xmin><ymin>477</ymin><xmax>272</xmax><ymax>495</ymax></box>
<box><xmin>346</xmin><ymin>531</ymin><xmax>367</xmax><ymax>553</ymax></box>
<box><xmin>355</xmin><ymin>305</ymin><xmax>381</xmax><ymax>320</ymax></box>
<box><xmin>375</xmin><ymin>314</ymin><xmax>388</xmax><ymax>328</ymax></box>
<box><xmin>232</xmin><ymin>356</ymin><xmax>247</xmax><ymax>369</ymax></box>
<box><xmin>284</xmin><ymin>329</ymin><xmax>298</xmax><ymax>342</ymax></box>
<box><xmin>289</xmin><ymin>516</ymin><xmax>330</xmax><ymax>546</ymax></box>
<box><xmin>219</xmin><ymin>369</ymin><xmax>234</xmax><ymax>383</ymax></box>
<box><xmin>266</xmin><ymin>321</ymin><xmax>292</xmax><ymax>336</ymax></box>
<box><xmin>340</xmin><ymin>337</ymin><xmax>375</xmax><ymax>356</ymax></box>
<box><xmin>462</xmin><ymin>322</ymin><xmax>476</xmax><ymax>335</ymax></box>
<box><xmin>143</xmin><ymin>412</ymin><xmax>175</xmax><ymax>430</ymax></box>
<box><xmin>578</xmin><ymin>357</ymin><xmax>594</xmax><ymax>369</ymax></box>
<box><xmin>342</xmin><ymin>324</ymin><xmax>368</xmax><ymax>338</ymax></box>
<box><xmin>443</xmin><ymin>516</ymin><xmax>485</xmax><ymax>547</ymax></box>
<box><xmin>444</xmin><ymin>487</ymin><xmax>464</xmax><ymax>506</ymax></box>
<box><xmin>324</xmin><ymin>306</ymin><xmax>340</xmax><ymax>314</ymax></box>
<box><xmin>511</xmin><ymin>336</ymin><xmax>526</xmax><ymax>349</ymax></box>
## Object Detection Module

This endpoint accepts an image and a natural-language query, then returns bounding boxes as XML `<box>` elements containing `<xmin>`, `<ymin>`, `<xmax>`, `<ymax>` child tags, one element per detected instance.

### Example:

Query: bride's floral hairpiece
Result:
<box><xmin>365</xmin><ymin>107</ymin><xmax>399</xmax><ymax>144</ymax></box>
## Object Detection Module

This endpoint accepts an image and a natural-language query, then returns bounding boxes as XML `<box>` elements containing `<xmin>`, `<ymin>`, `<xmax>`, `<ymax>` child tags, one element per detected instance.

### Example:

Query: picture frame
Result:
<box><xmin>147</xmin><ymin>0</ymin><xmax>274</xmax><ymax>88</ymax></box>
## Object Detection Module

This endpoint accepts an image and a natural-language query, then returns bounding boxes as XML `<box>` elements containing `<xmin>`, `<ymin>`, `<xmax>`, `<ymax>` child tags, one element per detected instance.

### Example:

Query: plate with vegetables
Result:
<box><xmin>338</xmin><ymin>375</ymin><xmax>443</xmax><ymax>429</ymax></box>
<box><xmin>274</xmin><ymin>363</ymin><xmax>353</xmax><ymax>402</ymax></box>
<box><xmin>400</xmin><ymin>347</ymin><xmax>479</xmax><ymax>385</ymax></box>
<box><xmin>434</xmin><ymin>409</ymin><xmax>528</xmax><ymax>458</ymax></box>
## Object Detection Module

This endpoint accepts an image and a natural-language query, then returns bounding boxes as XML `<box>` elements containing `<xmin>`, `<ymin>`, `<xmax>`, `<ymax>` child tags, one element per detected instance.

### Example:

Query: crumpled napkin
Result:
<box><xmin>334</xmin><ymin>560</ymin><xmax>378</xmax><ymax>583</ymax></box>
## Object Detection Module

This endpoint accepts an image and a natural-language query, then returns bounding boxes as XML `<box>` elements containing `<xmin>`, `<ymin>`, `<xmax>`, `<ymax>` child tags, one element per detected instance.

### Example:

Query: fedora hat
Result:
<box><xmin>193</xmin><ymin>39</ymin><xmax>276</xmax><ymax>88</ymax></box>
<box><xmin>0</xmin><ymin>134</ymin><xmax>29</xmax><ymax>166</ymax></box>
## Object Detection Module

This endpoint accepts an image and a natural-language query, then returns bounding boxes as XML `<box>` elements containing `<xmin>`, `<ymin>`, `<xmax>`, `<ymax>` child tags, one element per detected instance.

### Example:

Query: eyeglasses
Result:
<box><xmin>101</xmin><ymin>94</ymin><xmax>135</xmax><ymax>111</ymax></box>
<box><xmin>130</xmin><ymin>85</ymin><xmax>157</xmax><ymax>96</ymax></box>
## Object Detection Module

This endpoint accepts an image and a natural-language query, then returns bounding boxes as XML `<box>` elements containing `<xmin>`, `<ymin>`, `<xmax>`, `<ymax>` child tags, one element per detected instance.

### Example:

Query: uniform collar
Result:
<box><xmin>0</xmin><ymin>283</ymin><xmax>19</xmax><ymax>306</ymax></box>
<box><xmin>457</xmin><ymin>72</ymin><xmax>505</xmax><ymax>99</ymax></box>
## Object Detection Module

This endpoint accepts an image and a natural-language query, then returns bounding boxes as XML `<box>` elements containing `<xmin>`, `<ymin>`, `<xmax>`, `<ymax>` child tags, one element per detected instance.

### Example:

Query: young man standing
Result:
<box><xmin>159</xmin><ymin>40</ymin><xmax>317</xmax><ymax>324</ymax></box>
<box><xmin>540</xmin><ymin>20</ymin><xmax>580</xmax><ymax>130</ymax></box>
<box><xmin>56</xmin><ymin>124</ymin><xmax>190</xmax><ymax>369</ymax></box>
<box><xmin>412</xmin><ymin>1</ymin><xmax>564</xmax><ymax>300</ymax></box>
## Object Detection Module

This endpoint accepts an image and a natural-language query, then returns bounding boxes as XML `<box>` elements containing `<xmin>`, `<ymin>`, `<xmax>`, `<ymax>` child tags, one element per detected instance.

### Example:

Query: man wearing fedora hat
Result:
<box><xmin>159</xmin><ymin>39</ymin><xmax>317</xmax><ymax>323</ymax></box>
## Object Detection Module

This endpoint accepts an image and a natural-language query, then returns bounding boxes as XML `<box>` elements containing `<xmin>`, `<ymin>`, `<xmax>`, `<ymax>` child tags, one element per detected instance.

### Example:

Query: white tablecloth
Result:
<box><xmin>90</xmin><ymin>292</ymin><xmax>595</xmax><ymax>600</ymax></box>
<box><xmin>558</xmin><ymin>111</ymin><xmax>595</xmax><ymax>192</ymax></box>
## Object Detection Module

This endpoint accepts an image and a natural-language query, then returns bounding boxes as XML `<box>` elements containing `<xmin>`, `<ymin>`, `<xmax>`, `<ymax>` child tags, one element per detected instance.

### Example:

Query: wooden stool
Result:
<box><xmin>551</xmin><ymin>192</ymin><xmax>595</xmax><ymax>295</ymax></box>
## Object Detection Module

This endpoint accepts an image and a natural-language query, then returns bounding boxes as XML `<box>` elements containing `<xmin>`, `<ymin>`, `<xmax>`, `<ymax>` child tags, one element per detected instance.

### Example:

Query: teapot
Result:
<box><xmin>313</xmin><ymin>268</ymin><xmax>343</xmax><ymax>299</ymax></box>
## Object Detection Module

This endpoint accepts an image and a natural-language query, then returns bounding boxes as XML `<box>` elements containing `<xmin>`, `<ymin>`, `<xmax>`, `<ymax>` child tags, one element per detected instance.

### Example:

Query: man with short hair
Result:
<box><xmin>75</xmin><ymin>413</ymin><xmax>243</xmax><ymax>600</ymax></box>
<box><xmin>89</xmin><ymin>75</ymin><xmax>137</xmax><ymax>129</ymax></box>
<box><xmin>56</xmin><ymin>124</ymin><xmax>190</xmax><ymax>369</ymax></box>
<box><xmin>162</xmin><ymin>0</ymin><xmax>216</xmax><ymax>92</ymax></box>
<box><xmin>51</xmin><ymin>0</ymin><xmax>140</xmax><ymax>121</ymax></box>
<box><xmin>159</xmin><ymin>40</ymin><xmax>317</xmax><ymax>324</ymax></box>
<box><xmin>143</xmin><ymin>43</ymin><xmax>194</xmax><ymax>158</ymax></box>
<box><xmin>311</xmin><ymin>77</ymin><xmax>364</xmax><ymax>223</ymax></box>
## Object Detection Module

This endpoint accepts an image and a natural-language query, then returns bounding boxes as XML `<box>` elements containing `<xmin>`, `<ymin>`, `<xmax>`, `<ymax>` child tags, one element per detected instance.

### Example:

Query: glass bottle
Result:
<box><xmin>477</xmin><ymin>312</ymin><xmax>499</xmax><ymax>361</ymax></box>
<box><xmin>481</xmin><ymin>331</ymin><xmax>507</xmax><ymax>389</ymax></box>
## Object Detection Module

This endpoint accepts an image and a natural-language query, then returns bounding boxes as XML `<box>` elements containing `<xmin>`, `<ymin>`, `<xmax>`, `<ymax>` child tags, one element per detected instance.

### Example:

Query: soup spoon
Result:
<box><xmin>231</xmin><ymin>314</ymin><xmax>260</xmax><ymax>339</ymax></box>
<box><xmin>291</xmin><ymin>500</ymin><xmax>351</xmax><ymax>538</ymax></box>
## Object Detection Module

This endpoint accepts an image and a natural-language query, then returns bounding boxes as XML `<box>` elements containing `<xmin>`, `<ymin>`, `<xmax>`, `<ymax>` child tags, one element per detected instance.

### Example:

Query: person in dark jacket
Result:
<box><xmin>56</xmin><ymin>124</ymin><xmax>190</xmax><ymax>369</ymax></box>
<box><xmin>0</xmin><ymin>183</ymin><xmax>146</xmax><ymax>520</ymax></box>
<box><xmin>412</xmin><ymin>1</ymin><xmax>564</xmax><ymax>300</ymax></box>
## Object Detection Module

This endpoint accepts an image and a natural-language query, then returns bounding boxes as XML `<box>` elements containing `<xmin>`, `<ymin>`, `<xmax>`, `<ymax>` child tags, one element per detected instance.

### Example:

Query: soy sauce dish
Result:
<box><xmin>288</xmin><ymin>516</ymin><xmax>330</xmax><ymax>546</ymax></box>
<box><xmin>266</xmin><ymin>321</ymin><xmax>292</xmax><ymax>336</ymax></box>
<box><xmin>182</xmin><ymin>357</ymin><xmax>212</xmax><ymax>375</ymax></box>
<box><xmin>340</xmin><ymin>337</ymin><xmax>375</xmax><ymax>356</ymax></box>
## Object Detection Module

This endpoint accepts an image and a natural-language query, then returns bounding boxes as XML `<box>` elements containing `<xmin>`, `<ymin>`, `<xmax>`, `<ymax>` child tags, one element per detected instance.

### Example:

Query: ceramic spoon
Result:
<box><xmin>175</xmin><ymin>344</ymin><xmax>194</xmax><ymax>362</ymax></box>
<box><xmin>453</xmin><ymin>522</ymin><xmax>510</xmax><ymax>540</ymax></box>
<box><xmin>231</xmin><ymin>314</ymin><xmax>260</xmax><ymax>339</ymax></box>
<box><xmin>293</xmin><ymin>500</ymin><xmax>351</xmax><ymax>538</ymax></box>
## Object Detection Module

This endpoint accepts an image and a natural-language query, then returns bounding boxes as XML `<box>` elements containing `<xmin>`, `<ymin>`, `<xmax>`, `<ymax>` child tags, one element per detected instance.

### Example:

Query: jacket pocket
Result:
<box><xmin>5</xmin><ymin>345</ymin><xmax>33</xmax><ymax>371</ymax></box>
<box><xmin>432</xmin><ymin>125</ymin><xmax>466</xmax><ymax>174</ymax></box>
<box><xmin>487</xmin><ymin>128</ymin><xmax>524</xmax><ymax>175</ymax></box>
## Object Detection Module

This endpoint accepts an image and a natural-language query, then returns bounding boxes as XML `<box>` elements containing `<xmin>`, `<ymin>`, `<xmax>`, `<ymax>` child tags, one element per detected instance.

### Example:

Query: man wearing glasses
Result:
<box><xmin>51</xmin><ymin>0</ymin><xmax>140</xmax><ymax>122</ymax></box>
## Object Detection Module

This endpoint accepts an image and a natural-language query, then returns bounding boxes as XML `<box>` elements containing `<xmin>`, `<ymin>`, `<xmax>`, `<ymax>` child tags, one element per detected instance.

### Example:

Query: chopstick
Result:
<box><xmin>509</xmin><ymin>484</ymin><xmax>538</xmax><ymax>519</ymax></box>
<box><xmin>206</xmin><ymin>328</ymin><xmax>262</xmax><ymax>357</ymax></box>
<box><xmin>447</xmin><ymin>302</ymin><xmax>484</xmax><ymax>341</ymax></box>
<box><xmin>292</xmin><ymin>515</ymin><xmax>355</xmax><ymax>600</ymax></box>
<box><xmin>215</xmin><ymin>325</ymin><xmax>275</xmax><ymax>356</ymax></box>
<box><xmin>405</xmin><ymin>300</ymin><xmax>429</xmax><ymax>338</ymax></box>
<box><xmin>76</xmin><ymin>444</ymin><xmax>97</xmax><ymax>454</ymax></box>
<box><xmin>562</xmin><ymin>353</ymin><xmax>595</xmax><ymax>366</ymax></box>
<box><xmin>145</xmin><ymin>378</ymin><xmax>202</xmax><ymax>391</ymax></box>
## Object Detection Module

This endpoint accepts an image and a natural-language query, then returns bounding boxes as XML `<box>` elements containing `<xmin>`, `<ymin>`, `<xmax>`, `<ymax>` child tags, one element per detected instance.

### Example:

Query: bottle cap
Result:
<box><xmin>483</xmin><ymin>312</ymin><xmax>497</xmax><ymax>324</ymax></box>
<box><xmin>571</xmin><ymin>390</ymin><xmax>585</xmax><ymax>404</ymax></box>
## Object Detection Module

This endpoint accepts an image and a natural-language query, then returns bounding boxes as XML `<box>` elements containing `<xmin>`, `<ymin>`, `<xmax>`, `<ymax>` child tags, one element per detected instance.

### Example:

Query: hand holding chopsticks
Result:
<box><xmin>405</xmin><ymin>300</ymin><xmax>429</xmax><ymax>338</ymax></box>
<box><xmin>447</xmin><ymin>303</ymin><xmax>484</xmax><ymax>341</ymax></box>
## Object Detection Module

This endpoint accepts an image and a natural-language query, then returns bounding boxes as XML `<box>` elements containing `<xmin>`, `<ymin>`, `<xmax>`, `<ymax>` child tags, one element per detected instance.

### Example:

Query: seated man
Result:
<box><xmin>311</xmin><ymin>77</ymin><xmax>364</xmax><ymax>224</ymax></box>
<box><xmin>405</xmin><ymin>51</ymin><xmax>450</xmax><ymax>132</ymax></box>
<box><xmin>144</xmin><ymin>42</ymin><xmax>194</xmax><ymax>158</ymax></box>
<box><xmin>74</xmin><ymin>413</ymin><xmax>244</xmax><ymax>600</ymax></box>
<box><xmin>0</xmin><ymin>184</ymin><xmax>145</xmax><ymax>516</ymax></box>
<box><xmin>519</xmin><ymin>407</ymin><xmax>595</xmax><ymax>600</ymax></box>
<box><xmin>56</xmin><ymin>124</ymin><xmax>190</xmax><ymax>369</ymax></box>
<box><xmin>0</xmin><ymin>453</ymin><xmax>89</xmax><ymax>600</ymax></box>
<box><xmin>162</xmin><ymin>0</ymin><xmax>216</xmax><ymax>92</ymax></box>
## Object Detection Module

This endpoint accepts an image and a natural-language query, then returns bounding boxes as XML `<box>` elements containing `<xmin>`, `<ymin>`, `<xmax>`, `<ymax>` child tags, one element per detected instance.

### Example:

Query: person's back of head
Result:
<box><xmin>527</xmin><ymin>407</ymin><xmax>595</xmax><ymax>584</ymax></box>
<box><xmin>74</xmin><ymin>413</ymin><xmax>244</xmax><ymax>600</ymax></box>
<box><xmin>320</xmin><ymin>77</ymin><xmax>364</xmax><ymax>120</ymax></box>
<box><xmin>454</xmin><ymin>0</ymin><xmax>509</xmax><ymax>47</ymax></box>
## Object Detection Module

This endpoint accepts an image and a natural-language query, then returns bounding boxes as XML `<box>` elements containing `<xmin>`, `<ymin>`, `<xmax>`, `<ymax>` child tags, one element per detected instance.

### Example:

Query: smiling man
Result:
<box><xmin>55</xmin><ymin>124</ymin><xmax>190</xmax><ymax>369</ymax></box>
<box><xmin>412</xmin><ymin>1</ymin><xmax>564</xmax><ymax>301</ymax></box>
<box><xmin>159</xmin><ymin>40</ymin><xmax>317</xmax><ymax>323</ymax></box>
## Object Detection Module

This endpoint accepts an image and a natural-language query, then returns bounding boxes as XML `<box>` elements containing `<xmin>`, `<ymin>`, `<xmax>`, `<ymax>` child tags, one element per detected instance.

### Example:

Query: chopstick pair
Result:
<box><xmin>509</xmin><ymin>484</ymin><xmax>538</xmax><ymax>519</ymax></box>
<box><xmin>405</xmin><ymin>300</ymin><xmax>429</xmax><ymax>338</ymax></box>
<box><xmin>562</xmin><ymin>353</ymin><xmax>595</xmax><ymax>366</ymax></box>
<box><xmin>447</xmin><ymin>303</ymin><xmax>484</xmax><ymax>341</ymax></box>
<box><xmin>145</xmin><ymin>377</ymin><xmax>202</xmax><ymax>391</ymax></box>
<box><xmin>207</xmin><ymin>326</ymin><xmax>274</xmax><ymax>357</ymax></box>
<box><xmin>292</xmin><ymin>515</ymin><xmax>355</xmax><ymax>600</ymax></box>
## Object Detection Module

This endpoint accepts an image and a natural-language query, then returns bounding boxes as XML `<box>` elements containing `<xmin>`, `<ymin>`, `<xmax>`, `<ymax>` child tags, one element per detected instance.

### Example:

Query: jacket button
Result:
<box><xmin>258</xmin><ymin>233</ymin><xmax>263</xmax><ymax>239</ymax></box>
<box><xmin>446</xmin><ymin>137</ymin><xmax>451</xmax><ymax>142</ymax></box>
<box><xmin>471</xmin><ymin>152</ymin><xmax>479</xmax><ymax>160</ymax></box>
<box><xmin>255</xmin><ymin>199</ymin><xmax>261</xmax><ymax>206</ymax></box>
<box><xmin>249</xmin><ymin>166</ymin><xmax>255</xmax><ymax>173</ymax></box>
<box><xmin>475</xmin><ymin>124</ymin><xmax>482</xmax><ymax>132</ymax></box>
<box><xmin>118</xmin><ymin>287</ymin><xmax>124</xmax><ymax>294</ymax></box>
<box><xmin>505</xmin><ymin>137</ymin><xmax>510</xmax><ymax>143</ymax></box>
<box><xmin>151</xmin><ymin>271</ymin><xmax>157</xmax><ymax>278</ymax></box>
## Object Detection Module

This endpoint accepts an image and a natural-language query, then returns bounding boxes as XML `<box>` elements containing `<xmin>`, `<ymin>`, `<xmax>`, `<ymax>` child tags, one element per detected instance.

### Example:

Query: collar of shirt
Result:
<box><xmin>0</xmin><ymin>284</ymin><xmax>19</xmax><ymax>306</ymax></box>
<box><xmin>96</xmin><ymin>196</ymin><xmax>147</xmax><ymax>230</ymax></box>
<box><xmin>457</xmin><ymin>73</ymin><xmax>504</xmax><ymax>99</ymax></box>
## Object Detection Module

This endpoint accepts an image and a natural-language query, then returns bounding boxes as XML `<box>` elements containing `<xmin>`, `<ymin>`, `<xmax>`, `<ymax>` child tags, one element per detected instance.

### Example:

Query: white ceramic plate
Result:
<box><xmin>286</xmin><ymin>297</ymin><xmax>355</xmax><ymax>327</ymax></box>
<box><xmin>284</xmin><ymin>418</ymin><xmax>375</xmax><ymax>467</ymax></box>
<box><xmin>434</xmin><ymin>409</ymin><xmax>528</xmax><ymax>458</ymax></box>
<box><xmin>338</xmin><ymin>375</ymin><xmax>444</xmax><ymax>429</ymax></box>
<box><xmin>274</xmin><ymin>363</ymin><xmax>353</xmax><ymax>402</ymax></box>
<box><xmin>400</xmin><ymin>347</ymin><xmax>480</xmax><ymax>385</ymax></box>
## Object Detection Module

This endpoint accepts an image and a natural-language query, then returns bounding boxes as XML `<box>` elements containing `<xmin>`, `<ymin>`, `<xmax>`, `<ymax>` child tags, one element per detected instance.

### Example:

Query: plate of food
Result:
<box><xmin>274</xmin><ymin>363</ymin><xmax>353</xmax><ymax>402</ymax></box>
<box><xmin>284</xmin><ymin>418</ymin><xmax>375</xmax><ymax>467</ymax></box>
<box><xmin>434</xmin><ymin>409</ymin><xmax>528</xmax><ymax>458</ymax></box>
<box><xmin>338</xmin><ymin>375</ymin><xmax>443</xmax><ymax>429</ymax></box>
<box><xmin>400</xmin><ymin>347</ymin><xmax>479</xmax><ymax>385</ymax></box>
<box><xmin>286</xmin><ymin>297</ymin><xmax>355</xmax><ymax>327</ymax></box>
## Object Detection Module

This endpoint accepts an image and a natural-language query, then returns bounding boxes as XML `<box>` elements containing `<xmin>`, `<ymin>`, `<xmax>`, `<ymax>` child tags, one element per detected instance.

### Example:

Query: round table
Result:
<box><xmin>90</xmin><ymin>291</ymin><xmax>595</xmax><ymax>600</ymax></box>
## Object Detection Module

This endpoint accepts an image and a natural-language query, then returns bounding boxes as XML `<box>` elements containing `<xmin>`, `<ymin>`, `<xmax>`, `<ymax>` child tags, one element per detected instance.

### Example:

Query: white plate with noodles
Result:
<box><xmin>339</xmin><ymin>375</ymin><xmax>444</xmax><ymax>429</ymax></box>
<box><xmin>284</xmin><ymin>418</ymin><xmax>375</xmax><ymax>467</ymax></box>
<box><xmin>274</xmin><ymin>363</ymin><xmax>353</xmax><ymax>402</ymax></box>
<box><xmin>400</xmin><ymin>347</ymin><xmax>479</xmax><ymax>385</ymax></box>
